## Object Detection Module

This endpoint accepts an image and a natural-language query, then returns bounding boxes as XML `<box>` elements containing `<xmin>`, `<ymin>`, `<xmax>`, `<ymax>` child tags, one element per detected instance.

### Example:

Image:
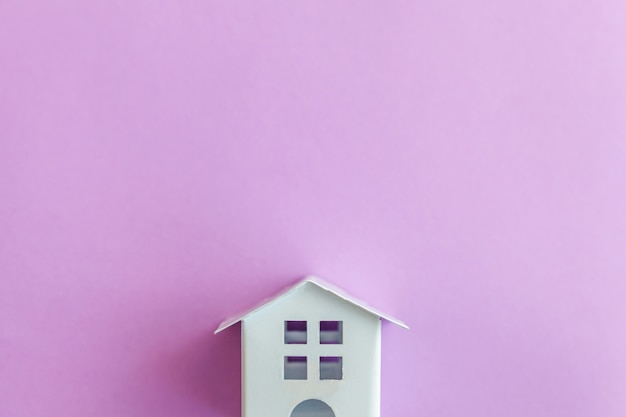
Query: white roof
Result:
<box><xmin>214</xmin><ymin>276</ymin><xmax>409</xmax><ymax>333</ymax></box>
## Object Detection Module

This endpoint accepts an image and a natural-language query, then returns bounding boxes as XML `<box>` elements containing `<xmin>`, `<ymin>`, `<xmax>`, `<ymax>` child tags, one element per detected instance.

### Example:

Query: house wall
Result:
<box><xmin>242</xmin><ymin>283</ymin><xmax>382</xmax><ymax>417</ymax></box>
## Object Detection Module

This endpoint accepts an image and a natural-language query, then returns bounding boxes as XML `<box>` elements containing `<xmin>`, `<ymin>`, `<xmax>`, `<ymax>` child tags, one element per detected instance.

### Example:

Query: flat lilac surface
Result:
<box><xmin>1</xmin><ymin>2</ymin><xmax>625</xmax><ymax>416</ymax></box>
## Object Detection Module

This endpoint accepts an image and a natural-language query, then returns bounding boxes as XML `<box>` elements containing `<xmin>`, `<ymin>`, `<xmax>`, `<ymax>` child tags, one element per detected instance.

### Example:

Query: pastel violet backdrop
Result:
<box><xmin>1</xmin><ymin>1</ymin><xmax>625</xmax><ymax>417</ymax></box>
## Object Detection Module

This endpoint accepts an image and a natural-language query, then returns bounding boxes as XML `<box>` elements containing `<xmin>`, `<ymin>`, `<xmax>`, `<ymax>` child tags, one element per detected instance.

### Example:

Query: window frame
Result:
<box><xmin>319</xmin><ymin>320</ymin><xmax>343</xmax><ymax>344</ymax></box>
<box><xmin>284</xmin><ymin>320</ymin><xmax>308</xmax><ymax>344</ymax></box>
<box><xmin>319</xmin><ymin>356</ymin><xmax>343</xmax><ymax>380</ymax></box>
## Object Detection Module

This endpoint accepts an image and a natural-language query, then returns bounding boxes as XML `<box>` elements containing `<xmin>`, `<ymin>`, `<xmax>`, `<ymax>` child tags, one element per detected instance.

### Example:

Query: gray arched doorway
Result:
<box><xmin>290</xmin><ymin>399</ymin><xmax>335</xmax><ymax>417</ymax></box>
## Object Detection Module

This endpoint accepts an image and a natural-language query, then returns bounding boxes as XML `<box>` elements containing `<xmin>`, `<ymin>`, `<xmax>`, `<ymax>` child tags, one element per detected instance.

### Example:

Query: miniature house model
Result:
<box><xmin>214</xmin><ymin>276</ymin><xmax>408</xmax><ymax>417</ymax></box>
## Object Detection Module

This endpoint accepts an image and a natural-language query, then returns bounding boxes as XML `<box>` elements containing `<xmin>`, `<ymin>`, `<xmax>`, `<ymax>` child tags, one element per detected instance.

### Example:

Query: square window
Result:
<box><xmin>320</xmin><ymin>356</ymin><xmax>342</xmax><ymax>380</ymax></box>
<box><xmin>284</xmin><ymin>321</ymin><xmax>307</xmax><ymax>344</ymax></box>
<box><xmin>284</xmin><ymin>356</ymin><xmax>307</xmax><ymax>380</ymax></box>
<box><xmin>319</xmin><ymin>321</ymin><xmax>342</xmax><ymax>344</ymax></box>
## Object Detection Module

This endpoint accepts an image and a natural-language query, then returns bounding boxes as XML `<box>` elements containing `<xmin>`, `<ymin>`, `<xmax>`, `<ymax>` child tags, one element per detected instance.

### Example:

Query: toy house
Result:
<box><xmin>214</xmin><ymin>276</ymin><xmax>408</xmax><ymax>417</ymax></box>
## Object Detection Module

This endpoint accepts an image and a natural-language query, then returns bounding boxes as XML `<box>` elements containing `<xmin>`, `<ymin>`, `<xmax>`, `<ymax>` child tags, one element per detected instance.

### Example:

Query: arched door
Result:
<box><xmin>290</xmin><ymin>399</ymin><xmax>335</xmax><ymax>417</ymax></box>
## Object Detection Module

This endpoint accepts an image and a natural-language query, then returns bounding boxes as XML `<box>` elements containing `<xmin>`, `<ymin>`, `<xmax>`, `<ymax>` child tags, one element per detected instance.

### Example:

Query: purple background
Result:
<box><xmin>1</xmin><ymin>1</ymin><xmax>625</xmax><ymax>416</ymax></box>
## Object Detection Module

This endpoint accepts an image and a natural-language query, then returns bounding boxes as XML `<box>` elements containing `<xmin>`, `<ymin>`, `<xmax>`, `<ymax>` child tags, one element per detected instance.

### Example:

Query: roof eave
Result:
<box><xmin>214</xmin><ymin>276</ymin><xmax>409</xmax><ymax>333</ymax></box>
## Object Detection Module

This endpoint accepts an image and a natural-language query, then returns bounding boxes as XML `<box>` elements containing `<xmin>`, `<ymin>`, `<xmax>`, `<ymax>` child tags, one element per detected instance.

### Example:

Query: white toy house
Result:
<box><xmin>215</xmin><ymin>276</ymin><xmax>408</xmax><ymax>417</ymax></box>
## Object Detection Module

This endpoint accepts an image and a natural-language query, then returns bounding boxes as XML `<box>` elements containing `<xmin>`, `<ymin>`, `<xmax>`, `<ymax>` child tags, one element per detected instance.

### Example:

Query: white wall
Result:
<box><xmin>242</xmin><ymin>283</ymin><xmax>382</xmax><ymax>417</ymax></box>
